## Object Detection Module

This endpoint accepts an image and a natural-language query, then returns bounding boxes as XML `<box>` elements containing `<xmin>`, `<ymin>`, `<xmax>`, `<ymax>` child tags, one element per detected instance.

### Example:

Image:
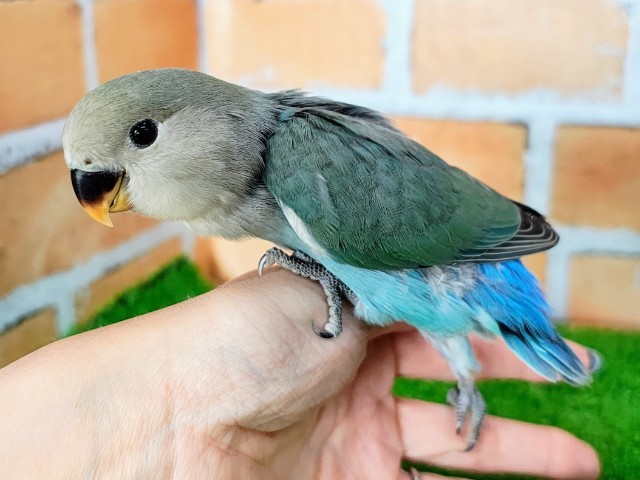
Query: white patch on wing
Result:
<box><xmin>280</xmin><ymin>203</ymin><xmax>328</xmax><ymax>257</ymax></box>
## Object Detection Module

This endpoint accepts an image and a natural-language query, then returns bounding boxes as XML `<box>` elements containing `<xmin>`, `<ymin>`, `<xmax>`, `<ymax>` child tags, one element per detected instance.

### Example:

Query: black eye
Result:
<box><xmin>129</xmin><ymin>119</ymin><xmax>158</xmax><ymax>148</ymax></box>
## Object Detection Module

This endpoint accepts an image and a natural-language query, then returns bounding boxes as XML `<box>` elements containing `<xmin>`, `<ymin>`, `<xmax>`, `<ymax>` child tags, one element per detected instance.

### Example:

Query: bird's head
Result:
<box><xmin>63</xmin><ymin>68</ymin><xmax>272</xmax><ymax>227</ymax></box>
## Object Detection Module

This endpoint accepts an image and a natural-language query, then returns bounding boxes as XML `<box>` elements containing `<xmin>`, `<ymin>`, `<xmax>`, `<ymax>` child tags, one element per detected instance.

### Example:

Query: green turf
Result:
<box><xmin>71</xmin><ymin>257</ymin><xmax>638</xmax><ymax>479</ymax></box>
<box><xmin>67</xmin><ymin>256</ymin><xmax>212</xmax><ymax>336</ymax></box>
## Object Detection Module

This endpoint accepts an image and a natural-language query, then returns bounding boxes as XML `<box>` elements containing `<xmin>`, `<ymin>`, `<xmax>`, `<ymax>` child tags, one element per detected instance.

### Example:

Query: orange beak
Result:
<box><xmin>70</xmin><ymin>169</ymin><xmax>132</xmax><ymax>227</ymax></box>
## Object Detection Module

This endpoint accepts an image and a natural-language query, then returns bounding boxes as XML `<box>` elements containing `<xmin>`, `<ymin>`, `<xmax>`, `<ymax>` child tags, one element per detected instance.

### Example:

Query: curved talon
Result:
<box><xmin>258</xmin><ymin>247</ymin><xmax>345</xmax><ymax>339</ymax></box>
<box><xmin>258</xmin><ymin>253</ymin><xmax>270</xmax><ymax>276</ymax></box>
<box><xmin>313</xmin><ymin>323</ymin><xmax>335</xmax><ymax>339</ymax></box>
<box><xmin>409</xmin><ymin>467</ymin><xmax>421</xmax><ymax>480</ymax></box>
<box><xmin>323</xmin><ymin>321</ymin><xmax>341</xmax><ymax>337</ymax></box>
<box><xmin>463</xmin><ymin>439</ymin><xmax>477</xmax><ymax>453</ymax></box>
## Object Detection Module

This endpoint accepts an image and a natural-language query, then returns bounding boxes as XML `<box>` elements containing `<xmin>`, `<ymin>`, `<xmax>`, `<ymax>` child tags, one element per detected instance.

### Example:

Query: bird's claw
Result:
<box><xmin>256</xmin><ymin>247</ymin><xmax>348</xmax><ymax>339</ymax></box>
<box><xmin>312</xmin><ymin>322</ymin><xmax>340</xmax><ymax>339</ymax></box>
<box><xmin>257</xmin><ymin>254</ymin><xmax>268</xmax><ymax>276</ymax></box>
<box><xmin>447</xmin><ymin>384</ymin><xmax>486</xmax><ymax>451</ymax></box>
<box><xmin>258</xmin><ymin>248</ymin><xmax>280</xmax><ymax>276</ymax></box>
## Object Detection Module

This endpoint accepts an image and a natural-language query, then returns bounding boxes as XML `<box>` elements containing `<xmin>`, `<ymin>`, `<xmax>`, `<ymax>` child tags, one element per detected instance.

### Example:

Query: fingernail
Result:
<box><xmin>587</xmin><ymin>348</ymin><xmax>603</xmax><ymax>374</ymax></box>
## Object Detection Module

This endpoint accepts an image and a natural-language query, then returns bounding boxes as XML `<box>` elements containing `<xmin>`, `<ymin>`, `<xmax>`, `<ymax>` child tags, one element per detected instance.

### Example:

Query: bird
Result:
<box><xmin>62</xmin><ymin>68</ymin><xmax>597</xmax><ymax>450</ymax></box>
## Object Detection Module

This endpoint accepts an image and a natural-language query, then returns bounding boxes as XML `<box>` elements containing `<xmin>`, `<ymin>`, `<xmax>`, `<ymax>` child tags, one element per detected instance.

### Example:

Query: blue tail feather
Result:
<box><xmin>465</xmin><ymin>260</ymin><xmax>590</xmax><ymax>385</ymax></box>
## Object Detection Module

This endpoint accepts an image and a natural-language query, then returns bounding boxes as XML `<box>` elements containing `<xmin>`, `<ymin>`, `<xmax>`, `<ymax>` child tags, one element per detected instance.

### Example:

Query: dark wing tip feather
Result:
<box><xmin>462</xmin><ymin>201</ymin><xmax>559</xmax><ymax>263</ymax></box>
<box><xmin>513</xmin><ymin>200</ymin><xmax>560</xmax><ymax>248</ymax></box>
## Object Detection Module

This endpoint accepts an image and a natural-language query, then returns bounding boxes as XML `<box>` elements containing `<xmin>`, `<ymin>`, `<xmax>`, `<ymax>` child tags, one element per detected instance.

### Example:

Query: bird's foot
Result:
<box><xmin>258</xmin><ymin>247</ymin><xmax>354</xmax><ymax>339</ymax></box>
<box><xmin>446</xmin><ymin>381</ymin><xmax>486</xmax><ymax>451</ymax></box>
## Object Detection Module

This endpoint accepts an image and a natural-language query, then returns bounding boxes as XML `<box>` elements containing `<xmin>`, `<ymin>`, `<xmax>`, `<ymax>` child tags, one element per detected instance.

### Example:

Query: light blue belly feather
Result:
<box><xmin>306</xmin><ymin>253</ymin><xmax>589</xmax><ymax>385</ymax></box>
<box><xmin>315</xmin><ymin>255</ymin><xmax>499</xmax><ymax>337</ymax></box>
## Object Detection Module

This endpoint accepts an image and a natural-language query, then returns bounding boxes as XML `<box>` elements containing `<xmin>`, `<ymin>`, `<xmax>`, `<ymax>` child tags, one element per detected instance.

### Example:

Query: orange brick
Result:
<box><xmin>95</xmin><ymin>0</ymin><xmax>198</xmax><ymax>83</ymax></box>
<box><xmin>0</xmin><ymin>0</ymin><xmax>85</xmax><ymax>132</ymax></box>
<box><xmin>552</xmin><ymin>126</ymin><xmax>640</xmax><ymax>229</ymax></box>
<box><xmin>569</xmin><ymin>255</ymin><xmax>640</xmax><ymax>329</ymax></box>
<box><xmin>197</xmin><ymin>237</ymin><xmax>275</xmax><ymax>284</ymax></box>
<box><xmin>0</xmin><ymin>151</ymin><xmax>157</xmax><ymax>297</ymax></box>
<box><xmin>205</xmin><ymin>0</ymin><xmax>385</xmax><ymax>89</ymax></box>
<box><xmin>0</xmin><ymin>308</ymin><xmax>57</xmax><ymax>368</ymax></box>
<box><xmin>412</xmin><ymin>0</ymin><xmax>627</xmax><ymax>97</ymax></box>
<box><xmin>75</xmin><ymin>239</ymin><xmax>182</xmax><ymax>322</ymax></box>
<box><xmin>393</xmin><ymin>118</ymin><xmax>526</xmax><ymax>200</ymax></box>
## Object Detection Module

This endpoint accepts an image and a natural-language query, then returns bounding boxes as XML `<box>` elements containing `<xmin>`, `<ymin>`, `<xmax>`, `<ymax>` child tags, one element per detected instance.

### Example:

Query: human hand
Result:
<box><xmin>159</xmin><ymin>268</ymin><xmax>600</xmax><ymax>479</ymax></box>
<box><xmin>0</xmin><ymin>269</ymin><xmax>600</xmax><ymax>479</ymax></box>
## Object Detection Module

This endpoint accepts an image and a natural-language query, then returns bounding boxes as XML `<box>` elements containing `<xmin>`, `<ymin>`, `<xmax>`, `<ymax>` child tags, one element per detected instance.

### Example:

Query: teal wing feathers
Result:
<box><xmin>264</xmin><ymin>108</ymin><xmax>554</xmax><ymax>269</ymax></box>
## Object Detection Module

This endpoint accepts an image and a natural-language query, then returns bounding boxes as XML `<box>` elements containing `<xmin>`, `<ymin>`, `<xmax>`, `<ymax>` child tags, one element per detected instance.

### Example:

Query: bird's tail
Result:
<box><xmin>465</xmin><ymin>260</ymin><xmax>591</xmax><ymax>386</ymax></box>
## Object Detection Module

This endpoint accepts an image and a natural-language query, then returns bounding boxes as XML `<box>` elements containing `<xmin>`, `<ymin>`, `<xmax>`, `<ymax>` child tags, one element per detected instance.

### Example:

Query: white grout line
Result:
<box><xmin>555</xmin><ymin>226</ymin><xmax>640</xmax><ymax>254</ymax></box>
<box><xmin>56</xmin><ymin>294</ymin><xmax>78</xmax><ymax>337</ymax></box>
<box><xmin>180</xmin><ymin>230</ymin><xmax>197</xmax><ymax>258</ymax></box>
<box><xmin>546</xmin><ymin>247</ymin><xmax>572</xmax><ymax>321</ymax></box>
<box><xmin>379</xmin><ymin>0</ymin><xmax>414</xmax><ymax>99</ymax></box>
<box><xmin>546</xmin><ymin>226</ymin><xmax>640</xmax><ymax>318</ymax></box>
<box><xmin>196</xmin><ymin>0</ymin><xmax>210</xmax><ymax>74</ymax></box>
<box><xmin>622</xmin><ymin>0</ymin><xmax>640</xmax><ymax>103</ymax></box>
<box><xmin>0</xmin><ymin>222</ymin><xmax>189</xmax><ymax>334</ymax></box>
<box><xmin>0</xmin><ymin>119</ymin><xmax>65</xmax><ymax>174</ymax></box>
<box><xmin>77</xmin><ymin>0</ymin><xmax>99</xmax><ymax>91</ymax></box>
<box><xmin>522</xmin><ymin>119</ymin><xmax>557</xmax><ymax>214</ymax></box>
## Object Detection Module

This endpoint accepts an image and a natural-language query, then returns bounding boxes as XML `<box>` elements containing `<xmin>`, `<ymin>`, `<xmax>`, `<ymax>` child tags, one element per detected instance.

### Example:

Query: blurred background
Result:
<box><xmin>0</xmin><ymin>0</ymin><xmax>638</xmax><ymax>367</ymax></box>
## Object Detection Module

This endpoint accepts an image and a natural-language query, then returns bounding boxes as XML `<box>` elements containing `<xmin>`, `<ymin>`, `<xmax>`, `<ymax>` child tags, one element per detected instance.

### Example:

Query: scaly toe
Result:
<box><xmin>292</xmin><ymin>250</ymin><xmax>313</xmax><ymax>262</ymax></box>
<box><xmin>447</xmin><ymin>386</ymin><xmax>469</xmax><ymax>434</ymax></box>
<box><xmin>464</xmin><ymin>389</ymin><xmax>486</xmax><ymax>451</ymax></box>
<box><xmin>446</xmin><ymin>385</ymin><xmax>486</xmax><ymax>449</ymax></box>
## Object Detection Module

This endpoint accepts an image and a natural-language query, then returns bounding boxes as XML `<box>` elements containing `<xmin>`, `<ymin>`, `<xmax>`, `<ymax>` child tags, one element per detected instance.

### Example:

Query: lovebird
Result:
<box><xmin>62</xmin><ymin>69</ymin><xmax>597</xmax><ymax>449</ymax></box>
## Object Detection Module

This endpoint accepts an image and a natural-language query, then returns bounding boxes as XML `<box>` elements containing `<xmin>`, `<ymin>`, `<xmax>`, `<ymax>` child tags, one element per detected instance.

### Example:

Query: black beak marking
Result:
<box><xmin>70</xmin><ymin>169</ymin><xmax>121</xmax><ymax>205</ymax></box>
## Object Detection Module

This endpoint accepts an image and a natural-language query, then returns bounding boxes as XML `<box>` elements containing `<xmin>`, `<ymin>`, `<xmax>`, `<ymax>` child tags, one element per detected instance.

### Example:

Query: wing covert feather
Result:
<box><xmin>264</xmin><ymin>109</ymin><xmax>523</xmax><ymax>269</ymax></box>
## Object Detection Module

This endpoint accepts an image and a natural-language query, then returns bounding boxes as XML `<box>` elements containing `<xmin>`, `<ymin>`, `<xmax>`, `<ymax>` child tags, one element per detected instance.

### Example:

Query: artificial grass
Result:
<box><xmin>67</xmin><ymin>256</ymin><xmax>212</xmax><ymax>336</ymax></box>
<box><xmin>71</xmin><ymin>257</ymin><xmax>638</xmax><ymax>479</ymax></box>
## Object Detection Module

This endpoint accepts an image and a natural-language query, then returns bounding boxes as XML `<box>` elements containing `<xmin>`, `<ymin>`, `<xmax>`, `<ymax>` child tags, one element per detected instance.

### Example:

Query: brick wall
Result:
<box><xmin>1</xmin><ymin>0</ymin><xmax>639</xmax><ymax>366</ymax></box>
<box><xmin>0</xmin><ymin>0</ymin><xmax>200</xmax><ymax>366</ymax></box>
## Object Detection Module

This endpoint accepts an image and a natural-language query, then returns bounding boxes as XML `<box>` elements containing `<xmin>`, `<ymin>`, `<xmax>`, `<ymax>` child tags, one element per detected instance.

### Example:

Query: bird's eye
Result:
<box><xmin>129</xmin><ymin>119</ymin><xmax>158</xmax><ymax>148</ymax></box>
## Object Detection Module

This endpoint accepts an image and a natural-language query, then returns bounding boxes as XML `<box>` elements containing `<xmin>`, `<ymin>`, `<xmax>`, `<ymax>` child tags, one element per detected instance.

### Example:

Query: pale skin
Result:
<box><xmin>0</xmin><ymin>269</ymin><xmax>599</xmax><ymax>479</ymax></box>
